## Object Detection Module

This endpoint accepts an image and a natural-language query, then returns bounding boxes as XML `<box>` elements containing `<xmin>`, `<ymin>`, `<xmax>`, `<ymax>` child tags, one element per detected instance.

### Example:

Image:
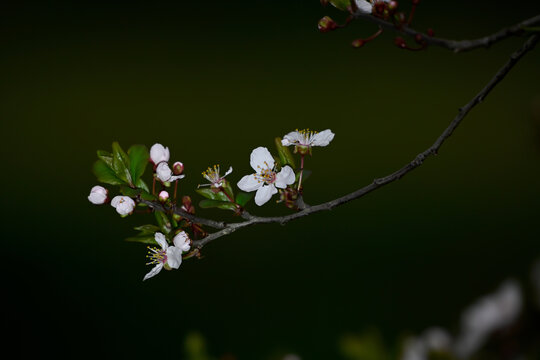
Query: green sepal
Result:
<box><xmin>125</xmin><ymin>234</ymin><xmax>157</xmax><ymax>245</ymax></box>
<box><xmin>154</xmin><ymin>211</ymin><xmax>172</xmax><ymax>234</ymax></box>
<box><xmin>111</xmin><ymin>141</ymin><xmax>133</xmax><ymax>186</ymax></box>
<box><xmin>92</xmin><ymin>159</ymin><xmax>125</xmax><ymax>185</ymax></box>
<box><xmin>329</xmin><ymin>0</ymin><xmax>351</xmax><ymax>11</ymax></box>
<box><xmin>128</xmin><ymin>145</ymin><xmax>149</xmax><ymax>184</ymax></box>
<box><xmin>199</xmin><ymin>199</ymin><xmax>238</xmax><ymax>211</ymax></box>
<box><xmin>235</xmin><ymin>191</ymin><xmax>254</xmax><ymax>207</ymax></box>
<box><xmin>196</xmin><ymin>188</ymin><xmax>230</xmax><ymax>202</ymax></box>
<box><xmin>275</xmin><ymin>137</ymin><xmax>296</xmax><ymax>169</ymax></box>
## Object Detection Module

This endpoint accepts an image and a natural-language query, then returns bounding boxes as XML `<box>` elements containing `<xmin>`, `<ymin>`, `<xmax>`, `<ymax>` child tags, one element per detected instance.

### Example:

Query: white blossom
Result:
<box><xmin>143</xmin><ymin>232</ymin><xmax>186</xmax><ymax>281</ymax></box>
<box><xmin>281</xmin><ymin>129</ymin><xmax>335</xmax><ymax>148</ymax></box>
<box><xmin>88</xmin><ymin>185</ymin><xmax>108</xmax><ymax>205</ymax></box>
<box><xmin>156</xmin><ymin>162</ymin><xmax>185</xmax><ymax>183</ymax></box>
<box><xmin>110</xmin><ymin>195</ymin><xmax>136</xmax><ymax>216</ymax></box>
<box><xmin>173</xmin><ymin>231</ymin><xmax>191</xmax><ymax>253</ymax></box>
<box><xmin>200</xmin><ymin>164</ymin><xmax>233</xmax><ymax>188</ymax></box>
<box><xmin>237</xmin><ymin>147</ymin><xmax>296</xmax><ymax>206</ymax></box>
<box><xmin>150</xmin><ymin>143</ymin><xmax>170</xmax><ymax>165</ymax></box>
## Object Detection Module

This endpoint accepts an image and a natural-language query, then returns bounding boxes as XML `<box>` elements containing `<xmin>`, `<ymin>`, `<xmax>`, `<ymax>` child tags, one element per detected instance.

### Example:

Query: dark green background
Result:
<box><xmin>2</xmin><ymin>1</ymin><xmax>540</xmax><ymax>358</ymax></box>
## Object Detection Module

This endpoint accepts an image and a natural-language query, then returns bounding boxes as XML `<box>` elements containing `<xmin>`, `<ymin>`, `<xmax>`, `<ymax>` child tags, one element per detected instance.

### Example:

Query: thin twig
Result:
<box><xmin>351</xmin><ymin>12</ymin><xmax>540</xmax><ymax>53</ymax></box>
<box><xmin>146</xmin><ymin>35</ymin><xmax>538</xmax><ymax>250</ymax></box>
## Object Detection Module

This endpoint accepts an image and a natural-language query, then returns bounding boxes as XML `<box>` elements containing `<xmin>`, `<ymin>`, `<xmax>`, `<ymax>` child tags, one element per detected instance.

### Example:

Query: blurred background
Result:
<box><xmin>2</xmin><ymin>1</ymin><xmax>540</xmax><ymax>359</ymax></box>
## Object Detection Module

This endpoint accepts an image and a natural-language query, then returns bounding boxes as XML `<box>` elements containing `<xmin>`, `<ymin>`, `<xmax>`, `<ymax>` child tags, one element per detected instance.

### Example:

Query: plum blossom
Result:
<box><xmin>150</xmin><ymin>143</ymin><xmax>170</xmax><ymax>165</ymax></box>
<box><xmin>88</xmin><ymin>185</ymin><xmax>108</xmax><ymax>205</ymax></box>
<box><xmin>281</xmin><ymin>129</ymin><xmax>335</xmax><ymax>148</ymax></box>
<box><xmin>199</xmin><ymin>164</ymin><xmax>233</xmax><ymax>188</ymax></box>
<box><xmin>143</xmin><ymin>232</ymin><xmax>190</xmax><ymax>281</ymax></box>
<box><xmin>156</xmin><ymin>162</ymin><xmax>185</xmax><ymax>183</ymax></box>
<box><xmin>237</xmin><ymin>147</ymin><xmax>296</xmax><ymax>206</ymax></box>
<box><xmin>110</xmin><ymin>195</ymin><xmax>136</xmax><ymax>216</ymax></box>
<box><xmin>354</xmin><ymin>0</ymin><xmax>391</xmax><ymax>14</ymax></box>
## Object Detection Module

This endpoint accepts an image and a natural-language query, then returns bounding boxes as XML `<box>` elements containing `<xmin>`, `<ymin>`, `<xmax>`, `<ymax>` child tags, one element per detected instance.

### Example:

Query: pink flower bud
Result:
<box><xmin>351</xmin><ymin>39</ymin><xmax>365</xmax><ymax>48</ymax></box>
<box><xmin>150</xmin><ymin>143</ymin><xmax>170</xmax><ymax>165</ymax></box>
<box><xmin>158</xmin><ymin>190</ymin><xmax>169</xmax><ymax>202</ymax></box>
<box><xmin>88</xmin><ymin>185</ymin><xmax>108</xmax><ymax>205</ymax></box>
<box><xmin>172</xmin><ymin>161</ymin><xmax>184</xmax><ymax>175</ymax></box>
<box><xmin>388</xmin><ymin>1</ymin><xmax>398</xmax><ymax>10</ymax></box>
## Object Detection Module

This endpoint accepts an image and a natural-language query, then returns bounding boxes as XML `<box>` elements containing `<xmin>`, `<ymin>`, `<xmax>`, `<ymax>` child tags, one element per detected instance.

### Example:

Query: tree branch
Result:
<box><xmin>144</xmin><ymin>35</ymin><xmax>538</xmax><ymax>250</ymax></box>
<box><xmin>351</xmin><ymin>12</ymin><xmax>540</xmax><ymax>52</ymax></box>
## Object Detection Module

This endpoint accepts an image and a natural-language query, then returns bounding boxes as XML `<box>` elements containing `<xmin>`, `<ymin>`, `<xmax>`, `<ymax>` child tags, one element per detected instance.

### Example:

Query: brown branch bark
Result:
<box><xmin>351</xmin><ymin>12</ymin><xmax>540</xmax><ymax>53</ymax></box>
<box><xmin>143</xmin><ymin>35</ymin><xmax>539</xmax><ymax>250</ymax></box>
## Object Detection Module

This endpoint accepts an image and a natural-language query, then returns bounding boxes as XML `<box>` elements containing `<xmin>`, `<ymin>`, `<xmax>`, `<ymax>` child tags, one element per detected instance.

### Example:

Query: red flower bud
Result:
<box><xmin>318</xmin><ymin>16</ymin><xmax>338</xmax><ymax>33</ymax></box>
<box><xmin>351</xmin><ymin>39</ymin><xmax>365</xmax><ymax>48</ymax></box>
<box><xmin>173</xmin><ymin>161</ymin><xmax>184</xmax><ymax>175</ymax></box>
<box><xmin>427</xmin><ymin>28</ymin><xmax>434</xmax><ymax>37</ymax></box>
<box><xmin>415</xmin><ymin>34</ymin><xmax>423</xmax><ymax>43</ymax></box>
<box><xmin>388</xmin><ymin>1</ymin><xmax>398</xmax><ymax>11</ymax></box>
<box><xmin>394</xmin><ymin>36</ymin><xmax>406</xmax><ymax>48</ymax></box>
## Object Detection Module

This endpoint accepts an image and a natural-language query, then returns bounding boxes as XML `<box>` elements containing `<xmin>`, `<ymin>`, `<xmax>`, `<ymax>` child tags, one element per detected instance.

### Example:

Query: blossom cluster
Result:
<box><xmin>88</xmin><ymin>129</ymin><xmax>334</xmax><ymax>280</ymax></box>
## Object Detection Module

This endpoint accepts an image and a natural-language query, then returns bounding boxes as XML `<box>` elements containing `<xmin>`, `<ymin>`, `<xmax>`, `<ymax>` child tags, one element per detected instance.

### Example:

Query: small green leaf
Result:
<box><xmin>196</xmin><ymin>188</ymin><xmax>230</xmax><ymax>202</ymax></box>
<box><xmin>134</xmin><ymin>224</ymin><xmax>160</xmax><ymax>234</ymax></box>
<box><xmin>111</xmin><ymin>141</ymin><xmax>133</xmax><ymax>186</ymax></box>
<box><xmin>119</xmin><ymin>185</ymin><xmax>141</xmax><ymax>197</ymax></box>
<box><xmin>128</xmin><ymin>145</ymin><xmax>149</xmax><ymax>183</ymax></box>
<box><xmin>235</xmin><ymin>191</ymin><xmax>254</xmax><ymax>207</ymax></box>
<box><xmin>199</xmin><ymin>199</ymin><xmax>238</xmax><ymax>211</ymax></box>
<box><xmin>125</xmin><ymin>234</ymin><xmax>158</xmax><ymax>245</ymax></box>
<box><xmin>329</xmin><ymin>0</ymin><xmax>350</xmax><ymax>11</ymax></box>
<box><xmin>92</xmin><ymin>159</ymin><xmax>125</xmax><ymax>185</ymax></box>
<box><xmin>275</xmin><ymin>137</ymin><xmax>296</xmax><ymax>169</ymax></box>
<box><xmin>154</xmin><ymin>211</ymin><xmax>172</xmax><ymax>234</ymax></box>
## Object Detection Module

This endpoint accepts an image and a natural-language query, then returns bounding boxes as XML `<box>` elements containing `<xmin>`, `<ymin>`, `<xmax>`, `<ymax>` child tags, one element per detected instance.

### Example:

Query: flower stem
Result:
<box><xmin>219</xmin><ymin>186</ymin><xmax>234</xmax><ymax>203</ymax></box>
<box><xmin>152</xmin><ymin>176</ymin><xmax>156</xmax><ymax>195</ymax></box>
<box><xmin>297</xmin><ymin>155</ymin><xmax>305</xmax><ymax>191</ymax></box>
<box><xmin>173</xmin><ymin>180</ymin><xmax>179</xmax><ymax>202</ymax></box>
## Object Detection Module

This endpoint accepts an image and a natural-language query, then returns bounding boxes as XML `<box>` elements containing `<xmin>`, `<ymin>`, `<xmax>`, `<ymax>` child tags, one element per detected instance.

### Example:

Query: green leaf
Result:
<box><xmin>275</xmin><ymin>137</ymin><xmax>296</xmax><ymax>169</ymax></box>
<box><xmin>128</xmin><ymin>145</ymin><xmax>149</xmax><ymax>184</ymax></box>
<box><xmin>111</xmin><ymin>141</ymin><xmax>133</xmax><ymax>186</ymax></box>
<box><xmin>136</xmin><ymin>178</ymin><xmax>151</xmax><ymax>193</ymax></box>
<box><xmin>329</xmin><ymin>0</ymin><xmax>350</xmax><ymax>11</ymax></box>
<box><xmin>235</xmin><ymin>191</ymin><xmax>254</xmax><ymax>207</ymax></box>
<box><xmin>119</xmin><ymin>185</ymin><xmax>141</xmax><ymax>197</ymax></box>
<box><xmin>196</xmin><ymin>188</ymin><xmax>230</xmax><ymax>202</ymax></box>
<box><xmin>125</xmin><ymin>234</ymin><xmax>158</xmax><ymax>245</ymax></box>
<box><xmin>92</xmin><ymin>159</ymin><xmax>125</xmax><ymax>185</ymax></box>
<box><xmin>199</xmin><ymin>199</ymin><xmax>238</xmax><ymax>211</ymax></box>
<box><xmin>154</xmin><ymin>211</ymin><xmax>172</xmax><ymax>234</ymax></box>
<box><xmin>97</xmin><ymin>150</ymin><xmax>114</xmax><ymax>167</ymax></box>
<box><xmin>134</xmin><ymin>224</ymin><xmax>160</xmax><ymax>234</ymax></box>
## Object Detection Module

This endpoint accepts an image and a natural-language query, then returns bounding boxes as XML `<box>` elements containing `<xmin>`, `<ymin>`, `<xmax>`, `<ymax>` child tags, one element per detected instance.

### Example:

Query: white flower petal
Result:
<box><xmin>110</xmin><ymin>195</ymin><xmax>122</xmax><ymax>207</ymax></box>
<box><xmin>354</xmin><ymin>0</ymin><xmax>373</xmax><ymax>13</ymax></box>
<box><xmin>154</xmin><ymin>232</ymin><xmax>168</xmax><ymax>249</ymax></box>
<box><xmin>282</xmin><ymin>131</ymin><xmax>303</xmax><ymax>146</ymax></box>
<box><xmin>237</xmin><ymin>174</ymin><xmax>262</xmax><ymax>192</ymax></box>
<box><xmin>150</xmin><ymin>143</ymin><xmax>170</xmax><ymax>164</ymax></box>
<box><xmin>224</xmin><ymin>166</ymin><xmax>233</xmax><ymax>177</ymax></box>
<box><xmin>173</xmin><ymin>231</ymin><xmax>190</xmax><ymax>250</ymax></box>
<box><xmin>255</xmin><ymin>184</ymin><xmax>275</xmax><ymax>206</ymax></box>
<box><xmin>250</xmin><ymin>147</ymin><xmax>274</xmax><ymax>172</ymax></box>
<box><xmin>88</xmin><ymin>186</ymin><xmax>108</xmax><ymax>205</ymax></box>
<box><xmin>169</xmin><ymin>174</ymin><xmax>185</xmax><ymax>182</ymax></box>
<box><xmin>143</xmin><ymin>263</ymin><xmax>163</xmax><ymax>281</ymax></box>
<box><xmin>311</xmin><ymin>129</ymin><xmax>335</xmax><ymax>147</ymax></box>
<box><xmin>166</xmin><ymin>246</ymin><xmax>183</xmax><ymax>269</ymax></box>
<box><xmin>274</xmin><ymin>166</ymin><xmax>296</xmax><ymax>189</ymax></box>
<box><xmin>156</xmin><ymin>162</ymin><xmax>173</xmax><ymax>182</ymax></box>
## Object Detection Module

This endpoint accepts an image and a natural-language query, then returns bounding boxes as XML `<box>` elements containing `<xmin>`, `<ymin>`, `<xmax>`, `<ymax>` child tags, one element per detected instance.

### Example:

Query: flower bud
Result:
<box><xmin>388</xmin><ymin>1</ymin><xmax>398</xmax><ymax>11</ymax></box>
<box><xmin>415</xmin><ymin>33</ymin><xmax>423</xmax><ymax>43</ymax></box>
<box><xmin>351</xmin><ymin>39</ymin><xmax>365</xmax><ymax>48</ymax></box>
<box><xmin>318</xmin><ymin>16</ymin><xmax>338</xmax><ymax>33</ymax></box>
<box><xmin>394</xmin><ymin>36</ymin><xmax>406</xmax><ymax>48</ymax></box>
<box><xmin>88</xmin><ymin>185</ymin><xmax>108</xmax><ymax>205</ymax></box>
<box><xmin>110</xmin><ymin>195</ymin><xmax>136</xmax><ymax>216</ymax></box>
<box><xmin>172</xmin><ymin>161</ymin><xmax>184</xmax><ymax>175</ymax></box>
<box><xmin>150</xmin><ymin>143</ymin><xmax>170</xmax><ymax>165</ymax></box>
<box><xmin>427</xmin><ymin>28</ymin><xmax>434</xmax><ymax>37</ymax></box>
<box><xmin>158</xmin><ymin>190</ymin><xmax>169</xmax><ymax>202</ymax></box>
